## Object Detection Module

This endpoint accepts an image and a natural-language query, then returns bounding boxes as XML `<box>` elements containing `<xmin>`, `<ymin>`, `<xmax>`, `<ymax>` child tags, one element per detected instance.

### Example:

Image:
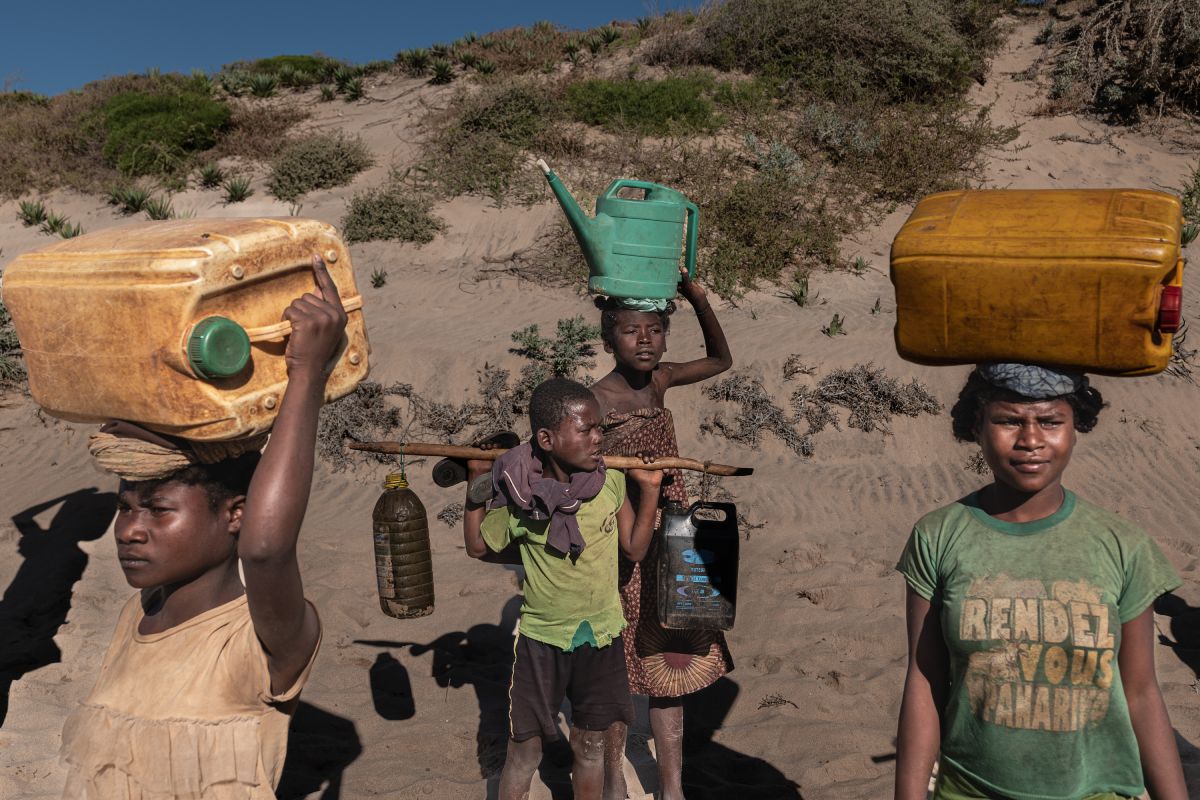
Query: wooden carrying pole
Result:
<box><xmin>348</xmin><ymin>441</ymin><xmax>753</xmax><ymax>477</ymax></box>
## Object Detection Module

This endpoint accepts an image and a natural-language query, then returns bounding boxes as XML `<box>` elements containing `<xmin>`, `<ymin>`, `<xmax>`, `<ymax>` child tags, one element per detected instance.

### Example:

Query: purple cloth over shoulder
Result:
<box><xmin>488</xmin><ymin>442</ymin><xmax>607</xmax><ymax>559</ymax></box>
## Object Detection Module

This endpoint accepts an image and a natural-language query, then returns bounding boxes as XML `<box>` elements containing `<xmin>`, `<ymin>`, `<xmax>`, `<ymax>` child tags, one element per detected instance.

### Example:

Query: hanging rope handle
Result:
<box><xmin>243</xmin><ymin>295</ymin><xmax>364</xmax><ymax>343</ymax></box>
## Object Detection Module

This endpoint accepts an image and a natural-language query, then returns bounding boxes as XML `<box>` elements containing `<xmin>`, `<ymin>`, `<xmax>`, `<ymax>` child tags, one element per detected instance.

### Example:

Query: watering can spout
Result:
<box><xmin>537</xmin><ymin>159</ymin><xmax>598</xmax><ymax>265</ymax></box>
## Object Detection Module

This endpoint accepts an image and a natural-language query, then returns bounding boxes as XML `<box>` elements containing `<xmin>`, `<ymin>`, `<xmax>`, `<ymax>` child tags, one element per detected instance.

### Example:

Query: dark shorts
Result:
<box><xmin>508</xmin><ymin>633</ymin><xmax>634</xmax><ymax>742</ymax></box>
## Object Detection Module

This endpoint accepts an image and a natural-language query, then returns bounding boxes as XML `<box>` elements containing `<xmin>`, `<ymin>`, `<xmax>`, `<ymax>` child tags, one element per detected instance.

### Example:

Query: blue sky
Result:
<box><xmin>3</xmin><ymin>0</ymin><xmax>695</xmax><ymax>97</ymax></box>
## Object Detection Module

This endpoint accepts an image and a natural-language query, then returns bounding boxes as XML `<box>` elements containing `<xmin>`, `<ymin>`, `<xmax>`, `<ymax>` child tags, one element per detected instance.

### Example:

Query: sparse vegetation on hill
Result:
<box><xmin>1040</xmin><ymin>0</ymin><xmax>1200</xmax><ymax>119</ymax></box>
<box><xmin>417</xmin><ymin>0</ymin><xmax>1016</xmax><ymax>296</ymax></box>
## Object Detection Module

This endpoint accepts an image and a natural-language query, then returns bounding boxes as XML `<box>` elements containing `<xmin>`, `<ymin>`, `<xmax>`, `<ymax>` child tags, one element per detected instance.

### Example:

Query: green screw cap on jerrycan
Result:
<box><xmin>538</xmin><ymin>159</ymin><xmax>697</xmax><ymax>301</ymax></box>
<box><xmin>186</xmin><ymin>316</ymin><xmax>251</xmax><ymax>379</ymax></box>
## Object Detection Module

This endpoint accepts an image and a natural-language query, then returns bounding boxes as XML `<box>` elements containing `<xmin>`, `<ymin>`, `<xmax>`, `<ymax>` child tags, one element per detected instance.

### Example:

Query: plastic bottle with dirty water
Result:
<box><xmin>373</xmin><ymin>472</ymin><xmax>434</xmax><ymax>618</ymax></box>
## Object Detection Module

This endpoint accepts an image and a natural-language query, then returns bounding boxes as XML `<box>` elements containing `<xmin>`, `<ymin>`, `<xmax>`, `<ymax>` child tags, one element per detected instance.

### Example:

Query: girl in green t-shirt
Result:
<box><xmin>894</xmin><ymin>364</ymin><xmax>1187</xmax><ymax>800</ymax></box>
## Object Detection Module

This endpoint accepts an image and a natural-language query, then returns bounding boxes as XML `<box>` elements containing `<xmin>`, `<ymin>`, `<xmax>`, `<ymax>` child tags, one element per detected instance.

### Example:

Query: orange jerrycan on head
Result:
<box><xmin>1</xmin><ymin>217</ymin><xmax>370</xmax><ymax>440</ymax></box>
<box><xmin>890</xmin><ymin>189</ymin><xmax>1184</xmax><ymax>376</ymax></box>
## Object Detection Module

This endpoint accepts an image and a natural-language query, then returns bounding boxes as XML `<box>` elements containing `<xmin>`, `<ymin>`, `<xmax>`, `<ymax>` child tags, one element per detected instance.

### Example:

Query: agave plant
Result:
<box><xmin>320</xmin><ymin>84</ymin><xmax>336</xmax><ymax>102</ymax></box>
<box><xmin>223</xmin><ymin>176</ymin><xmax>253</xmax><ymax>204</ymax></box>
<box><xmin>343</xmin><ymin>77</ymin><xmax>365</xmax><ymax>101</ymax></box>
<box><xmin>1183</xmin><ymin>222</ymin><xmax>1199</xmax><ymax>247</ymax></box>
<box><xmin>584</xmin><ymin>34</ymin><xmax>604</xmax><ymax>55</ymax></box>
<box><xmin>58</xmin><ymin>221</ymin><xmax>84</xmax><ymax>239</ymax></box>
<box><xmin>41</xmin><ymin>211</ymin><xmax>69</xmax><ymax>235</ymax></box>
<box><xmin>429</xmin><ymin>59</ymin><xmax>455</xmax><ymax>85</ymax></box>
<box><xmin>459</xmin><ymin>51</ymin><xmax>479</xmax><ymax>69</ymax></box>
<box><xmin>405</xmin><ymin>49</ymin><xmax>430</xmax><ymax>76</ymax></box>
<box><xmin>599</xmin><ymin>26</ymin><xmax>621</xmax><ymax>45</ymax></box>
<box><xmin>332</xmin><ymin>65</ymin><xmax>354</xmax><ymax>92</ymax></box>
<box><xmin>17</xmin><ymin>199</ymin><xmax>48</xmax><ymax>227</ymax></box>
<box><xmin>198</xmin><ymin>162</ymin><xmax>225</xmax><ymax>189</ymax></box>
<box><xmin>107</xmin><ymin>185</ymin><xmax>150</xmax><ymax>214</ymax></box>
<box><xmin>144</xmin><ymin>196</ymin><xmax>174</xmax><ymax>220</ymax></box>
<box><xmin>476</xmin><ymin>59</ymin><xmax>496</xmax><ymax>75</ymax></box>
<box><xmin>249</xmin><ymin>72</ymin><xmax>277</xmax><ymax>97</ymax></box>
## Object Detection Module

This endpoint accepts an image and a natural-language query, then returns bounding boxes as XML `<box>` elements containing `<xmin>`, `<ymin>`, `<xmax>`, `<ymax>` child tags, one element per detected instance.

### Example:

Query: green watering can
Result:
<box><xmin>538</xmin><ymin>159</ymin><xmax>697</xmax><ymax>301</ymax></box>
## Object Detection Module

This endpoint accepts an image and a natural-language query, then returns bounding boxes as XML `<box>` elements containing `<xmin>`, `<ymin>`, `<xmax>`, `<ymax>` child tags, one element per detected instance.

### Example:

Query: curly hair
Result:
<box><xmin>950</xmin><ymin>370</ymin><xmax>1105</xmax><ymax>442</ymax></box>
<box><xmin>122</xmin><ymin>452</ymin><xmax>262</xmax><ymax>512</ymax></box>
<box><xmin>529</xmin><ymin>377</ymin><xmax>596</xmax><ymax>434</ymax></box>
<box><xmin>594</xmin><ymin>296</ymin><xmax>675</xmax><ymax>346</ymax></box>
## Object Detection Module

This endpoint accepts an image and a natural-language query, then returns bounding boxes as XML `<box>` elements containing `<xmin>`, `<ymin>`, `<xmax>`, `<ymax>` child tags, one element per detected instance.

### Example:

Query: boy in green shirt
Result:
<box><xmin>463</xmin><ymin>378</ymin><xmax>661</xmax><ymax>800</ymax></box>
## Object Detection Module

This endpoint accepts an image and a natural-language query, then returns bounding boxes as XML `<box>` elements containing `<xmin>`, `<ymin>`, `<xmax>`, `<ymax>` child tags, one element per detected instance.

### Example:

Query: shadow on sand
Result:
<box><xmin>357</xmin><ymin>595</ymin><xmax>526</xmax><ymax>795</ymax></box>
<box><xmin>681</xmin><ymin>677</ymin><xmax>804</xmax><ymax>799</ymax></box>
<box><xmin>277</xmin><ymin>701</ymin><xmax>363</xmax><ymax>800</ymax></box>
<box><xmin>1153</xmin><ymin>592</ymin><xmax>1200</xmax><ymax>795</ymax></box>
<box><xmin>1</xmin><ymin>488</ymin><xmax>116</xmax><ymax>727</ymax></box>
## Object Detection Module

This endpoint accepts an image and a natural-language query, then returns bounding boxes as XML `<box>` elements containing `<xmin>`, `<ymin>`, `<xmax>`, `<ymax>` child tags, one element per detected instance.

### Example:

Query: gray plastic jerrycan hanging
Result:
<box><xmin>538</xmin><ymin>159</ymin><xmax>697</xmax><ymax>301</ymax></box>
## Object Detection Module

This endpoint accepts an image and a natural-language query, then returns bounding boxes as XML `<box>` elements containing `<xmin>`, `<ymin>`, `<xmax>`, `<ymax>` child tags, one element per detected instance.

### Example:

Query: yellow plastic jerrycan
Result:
<box><xmin>890</xmin><ymin>189</ymin><xmax>1184</xmax><ymax>376</ymax></box>
<box><xmin>2</xmin><ymin>218</ymin><xmax>370</xmax><ymax>439</ymax></box>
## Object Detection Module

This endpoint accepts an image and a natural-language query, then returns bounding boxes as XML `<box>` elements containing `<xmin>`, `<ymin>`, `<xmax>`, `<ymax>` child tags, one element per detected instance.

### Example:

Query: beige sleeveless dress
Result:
<box><xmin>60</xmin><ymin>592</ymin><xmax>320</xmax><ymax>799</ymax></box>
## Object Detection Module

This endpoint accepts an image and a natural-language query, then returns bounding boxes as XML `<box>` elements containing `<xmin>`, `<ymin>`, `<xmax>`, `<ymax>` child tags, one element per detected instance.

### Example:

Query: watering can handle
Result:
<box><xmin>684</xmin><ymin>201</ymin><xmax>698</xmax><ymax>280</ymax></box>
<box><xmin>601</xmin><ymin>179</ymin><xmax>663</xmax><ymax>199</ymax></box>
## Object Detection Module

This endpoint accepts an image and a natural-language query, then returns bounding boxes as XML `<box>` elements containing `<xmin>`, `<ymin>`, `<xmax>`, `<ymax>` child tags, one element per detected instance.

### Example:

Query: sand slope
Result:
<box><xmin>2</xmin><ymin>20</ymin><xmax>1200</xmax><ymax>800</ymax></box>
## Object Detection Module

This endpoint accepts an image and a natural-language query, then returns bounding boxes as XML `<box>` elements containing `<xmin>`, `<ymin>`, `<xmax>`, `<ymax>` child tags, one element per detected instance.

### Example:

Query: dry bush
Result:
<box><xmin>437</xmin><ymin>502</ymin><xmax>464</xmax><ymax>527</ymax></box>
<box><xmin>266</xmin><ymin>131</ymin><xmax>374</xmax><ymax>201</ymax></box>
<box><xmin>702</xmin><ymin>372</ymin><xmax>814</xmax><ymax>456</ymax></box>
<box><xmin>213</xmin><ymin>101</ymin><xmax>310</xmax><ymax>162</ymax></box>
<box><xmin>793</xmin><ymin>363</ymin><xmax>942</xmax><ymax>435</ymax></box>
<box><xmin>421</xmin><ymin>78</ymin><xmax>563</xmax><ymax>205</ymax></box>
<box><xmin>1049</xmin><ymin>0</ymin><xmax>1200</xmax><ymax>118</ymax></box>
<box><xmin>702</xmin><ymin>364</ymin><xmax>942</xmax><ymax>457</ymax></box>
<box><xmin>317</xmin><ymin>381</ymin><xmax>409</xmax><ymax>470</ymax></box>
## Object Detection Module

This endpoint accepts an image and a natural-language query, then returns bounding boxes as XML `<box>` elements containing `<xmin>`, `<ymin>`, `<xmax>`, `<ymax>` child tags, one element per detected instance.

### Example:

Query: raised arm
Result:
<box><xmin>661</xmin><ymin>266</ymin><xmax>732</xmax><ymax>389</ymax></box>
<box><xmin>895</xmin><ymin>587</ymin><xmax>949</xmax><ymax>800</ymax></box>
<box><xmin>617</xmin><ymin>469</ymin><xmax>663</xmax><ymax>561</ymax></box>
<box><xmin>1119</xmin><ymin>607</ymin><xmax>1188</xmax><ymax>800</ymax></box>
<box><xmin>239</xmin><ymin>255</ymin><xmax>346</xmax><ymax>693</ymax></box>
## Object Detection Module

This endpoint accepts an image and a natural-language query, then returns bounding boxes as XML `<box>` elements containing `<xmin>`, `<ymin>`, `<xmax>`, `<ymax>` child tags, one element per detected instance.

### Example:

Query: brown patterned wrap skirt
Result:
<box><xmin>601</xmin><ymin>407</ymin><xmax>734</xmax><ymax>698</ymax></box>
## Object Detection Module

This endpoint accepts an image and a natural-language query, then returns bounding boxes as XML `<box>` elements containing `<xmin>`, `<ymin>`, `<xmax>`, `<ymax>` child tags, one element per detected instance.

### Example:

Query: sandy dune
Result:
<box><xmin>2</xmin><ymin>20</ymin><xmax>1200</xmax><ymax>800</ymax></box>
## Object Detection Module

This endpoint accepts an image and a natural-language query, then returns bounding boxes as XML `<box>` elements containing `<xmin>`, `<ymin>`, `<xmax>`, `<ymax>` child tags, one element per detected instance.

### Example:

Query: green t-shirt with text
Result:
<box><xmin>897</xmin><ymin>490</ymin><xmax>1180</xmax><ymax>800</ymax></box>
<box><xmin>481</xmin><ymin>469</ymin><xmax>627</xmax><ymax>652</ymax></box>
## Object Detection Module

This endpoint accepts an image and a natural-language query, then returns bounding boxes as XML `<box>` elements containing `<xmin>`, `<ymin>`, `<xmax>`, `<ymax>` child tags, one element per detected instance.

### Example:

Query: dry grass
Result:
<box><xmin>1045</xmin><ymin>0</ymin><xmax>1200</xmax><ymax>119</ymax></box>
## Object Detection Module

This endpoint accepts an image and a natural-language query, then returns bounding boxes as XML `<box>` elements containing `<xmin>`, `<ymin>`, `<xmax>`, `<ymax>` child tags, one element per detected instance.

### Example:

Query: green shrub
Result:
<box><xmin>266</xmin><ymin>132</ymin><xmax>374</xmax><ymax>201</ymax></box>
<box><xmin>509</xmin><ymin>316</ymin><xmax>601</xmax><ymax>398</ymax></box>
<box><xmin>341</xmin><ymin>185</ymin><xmax>445</xmax><ymax>244</ymax></box>
<box><xmin>681</xmin><ymin>0</ymin><xmax>1005</xmax><ymax>102</ymax></box>
<box><xmin>370</xmin><ymin>267</ymin><xmax>388</xmax><ymax>287</ymax></box>
<box><xmin>320</xmin><ymin>85</ymin><xmax>336</xmax><ymax>101</ymax></box>
<box><xmin>566</xmin><ymin>76</ymin><xmax>719</xmax><ymax>135</ymax></box>
<box><xmin>100</xmin><ymin>88</ymin><xmax>231</xmax><ymax>176</ymax></box>
<box><xmin>243</xmin><ymin>55</ymin><xmax>337</xmax><ymax>81</ymax></box>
